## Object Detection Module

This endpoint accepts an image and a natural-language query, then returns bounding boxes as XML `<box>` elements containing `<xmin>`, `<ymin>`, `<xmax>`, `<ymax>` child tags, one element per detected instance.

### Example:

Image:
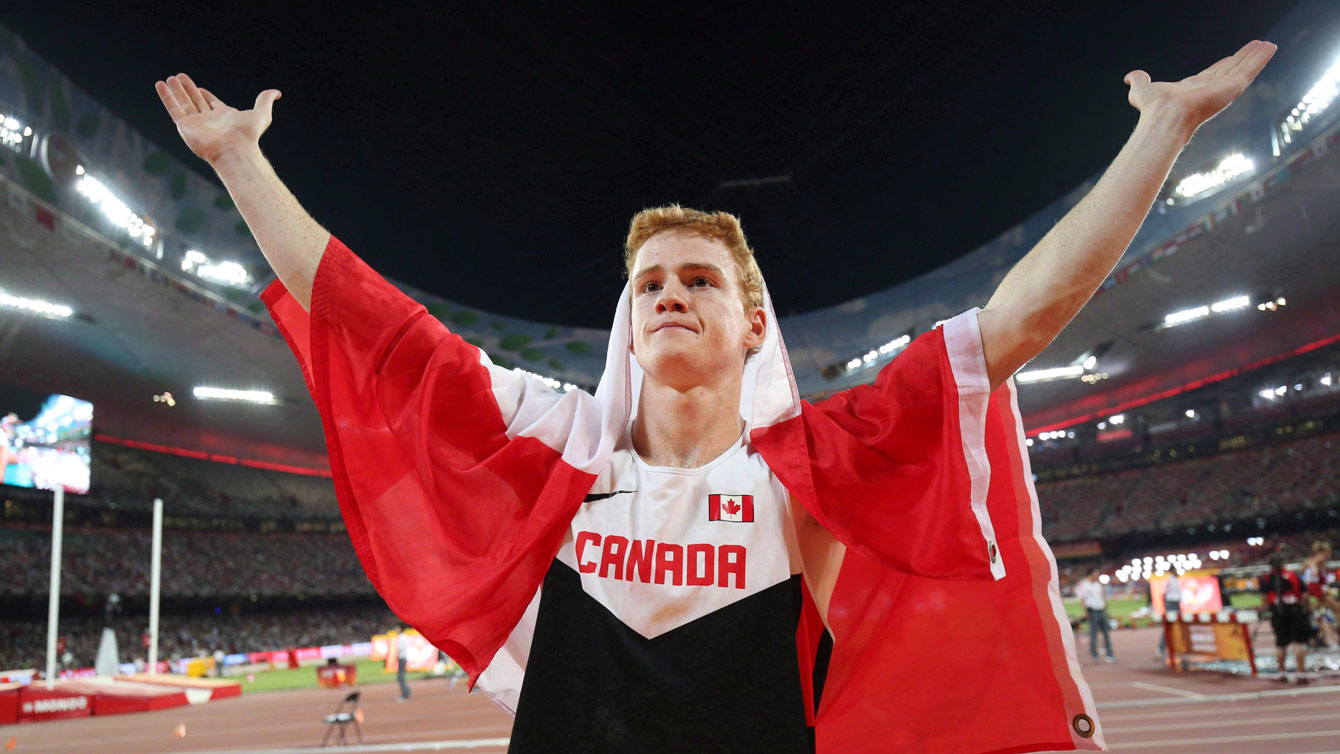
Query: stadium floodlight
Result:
<box><xmin>192</xmin><ymin>386</ymin><xmax>277</xmax><ymax>404</ymax></box>
<box><xmin>1024</xmin><ymin>438</ymin><xmax>1033</xmax><ymax>447</ymax></box>
<box><xmin>1210</xmin><ymin>295</ymin><xmax>1250</xmax><ymax>313</ymax></box>
<box><xmin>1185</xmin><ymin>409</ymin><xmax>1196</xmax><ymax>419</ymax></box>
<box><xmin>1171</xmin><ymin>153</ymin><xmax>1254</xmax><ymax>200</ymax></box>
<box><xmin>181</xmin><ymin>249</ymin><xmax>253</xmax><ymax>288</ymax></box>
<box><xmin>1109</xmin><ymin>414</ymin><xmax>1125</xmax><ymax>425</ymax></box>
<box><xmin>1015</xmin><ymin>365</ymin><xmax>1085</xmax><ymax>384</ymax></box>
<box><xmin>1322</xmin><ymin>373</ymin><xmax>1333</xmax><ymax>387</ymax></box>
<box><xmin>1163</xmin><ymin>305</ymin><xmax>1210</xmax><ymax>327</ymax></box>
<box><xmin>74</xmin><ymin>174</ymin><xmax>157</xmax><ymax>250</ymax></box>
<box><xmin>0</xmin><ymin>112</ymin><xmax>29</xmax><ymax>152</ymax></box>
<box><xmin>0</xmin><ymin>289</ymin><xmax>74</xmax><ymax>319</ymax></box>
<box><xmin>1082</xmin><ymin>355</ymin><xmax>1097</xmax><ymax>370</ymax></box>
<box><xmin>1098</xmin><ymin>575</ymin><xmax>1110</xmax><ymax>585</ymax></box>
<box><xmin>1274</xmin><ymin>53</ymin><xmax>1340</xmax><ymax>155</ymax></box>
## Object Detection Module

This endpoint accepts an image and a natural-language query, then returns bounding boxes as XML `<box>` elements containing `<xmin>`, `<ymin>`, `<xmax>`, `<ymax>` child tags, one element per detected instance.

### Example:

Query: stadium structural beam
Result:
<box><xmin>149</xmin><ymin>497</ymin><xmax>163</xmax><ymax>675</ymax></box>
<box><xmin>45</xmin><ymin>486</ymin><xmax>64</xmax><ymax>689</ymax></box>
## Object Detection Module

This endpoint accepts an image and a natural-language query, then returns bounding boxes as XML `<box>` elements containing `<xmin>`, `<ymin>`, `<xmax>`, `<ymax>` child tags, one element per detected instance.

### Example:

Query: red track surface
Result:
<box><xmin>3</xmin><ymin>627</ymin><xmax>1337</xmax><ymax>753</ymax></box>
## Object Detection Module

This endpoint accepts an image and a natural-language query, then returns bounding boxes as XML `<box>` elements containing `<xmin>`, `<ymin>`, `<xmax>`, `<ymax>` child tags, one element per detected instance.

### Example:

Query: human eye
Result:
<box><xmin>640</xmin><ymin>281</ymin><xmax>662</xmax><ymax>293</ymax></box>
<box><xmin>691</xmin><ymin>276</ymin><xmax>713</xmax><ymax>288</ymax></box>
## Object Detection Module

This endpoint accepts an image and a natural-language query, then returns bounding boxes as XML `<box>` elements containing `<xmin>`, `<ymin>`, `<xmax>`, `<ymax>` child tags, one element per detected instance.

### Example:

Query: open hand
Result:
<box><xmin>1125</xmin><ymin>40</ymin><xmax>1276</xmax><ymax>131</ymax></box>
<box><xmin>155</xmin><ymin>74</ymin><xmax>281</xmax><ymax>164</ymax></box>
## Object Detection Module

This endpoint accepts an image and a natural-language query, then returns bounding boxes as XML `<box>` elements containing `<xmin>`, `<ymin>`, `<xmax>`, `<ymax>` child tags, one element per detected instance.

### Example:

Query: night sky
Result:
<box><xmin>2</xmin><ymin>1</ymin><xmax>1300</xmax><ymax>327</ymax></box>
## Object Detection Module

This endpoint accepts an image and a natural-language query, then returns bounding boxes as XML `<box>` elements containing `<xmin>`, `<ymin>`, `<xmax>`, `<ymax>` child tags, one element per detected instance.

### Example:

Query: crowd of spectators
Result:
<box><xmin>1037</xmin><ymin>430</ymin><xmax>1340</xmax><ymax>542</ymax></box>
<box><xmin>0</xmin><ymin>528</ymin><xmax>372</xmax><ymax>598</ymax></box>
<box><xmin>87</xmin><ymin>443</ymin><xmax>337</xmax><ymax>519</ymax></box>
<box><xmin>0</xmin><ymin>604</ymin><xmax>397</xmax><ymax>672</ymax></box>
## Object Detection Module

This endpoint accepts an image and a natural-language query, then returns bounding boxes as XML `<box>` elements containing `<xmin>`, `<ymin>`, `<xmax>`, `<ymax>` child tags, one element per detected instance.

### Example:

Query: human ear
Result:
<box><xmin>743</xmin><ymin>307</ymin><xmax>766</xmax><ymax>350</ymax></box>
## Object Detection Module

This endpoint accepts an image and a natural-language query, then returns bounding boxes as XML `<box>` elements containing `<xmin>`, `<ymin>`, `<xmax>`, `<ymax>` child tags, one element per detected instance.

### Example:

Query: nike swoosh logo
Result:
<box><xmin>583</xmin><ymin>490</ymin><xmax>637</xmax><ymax>503</ymax></box>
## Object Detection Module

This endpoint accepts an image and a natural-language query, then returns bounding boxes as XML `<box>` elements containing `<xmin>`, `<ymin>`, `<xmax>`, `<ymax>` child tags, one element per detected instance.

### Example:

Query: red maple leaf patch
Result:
<box><xmin>722</xmin><ymin>498</ymin><xmax>741</xmax><ymax>516</ymax></box>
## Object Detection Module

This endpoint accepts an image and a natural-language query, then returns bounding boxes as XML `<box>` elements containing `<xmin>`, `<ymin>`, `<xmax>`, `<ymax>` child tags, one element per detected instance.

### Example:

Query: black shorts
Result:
<box><xmin>1271</xmin><ymin>604</ymin><xmax>1312</xmax><ymax>647</ymax></box>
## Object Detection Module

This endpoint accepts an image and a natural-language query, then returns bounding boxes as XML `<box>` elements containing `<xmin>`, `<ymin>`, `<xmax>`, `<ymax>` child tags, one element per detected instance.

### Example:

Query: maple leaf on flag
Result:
<box><xmin>722</xmin><ymin>498</ymin><xmax>741</xmax><ymax>515</ymax></box>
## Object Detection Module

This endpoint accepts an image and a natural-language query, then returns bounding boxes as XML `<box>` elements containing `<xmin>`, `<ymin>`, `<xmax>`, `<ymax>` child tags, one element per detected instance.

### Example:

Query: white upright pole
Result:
<box><xmin>45</xmin><ymin>486</ymin><xmax>64</xmax><ymax>690</ymax></box>
<box><xmin>148</xmin><ymin>497</ymin><xmax>163</xmax><ymax>675</ymax></box>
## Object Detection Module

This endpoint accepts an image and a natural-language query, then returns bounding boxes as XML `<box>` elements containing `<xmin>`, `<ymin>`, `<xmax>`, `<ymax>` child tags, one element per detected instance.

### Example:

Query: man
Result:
<box><xmin>1301</xmin><ymin>541</ymin><xmax>1338</xmax><ymax>648</ymax></box>
<box><xmin>156</xmin><ymin>38</ymin><xmax>1273</xmax><ymax>753</ymax></box>
<box><xmin>1262</xmin><ymin>554</ymin><xmax>1311</xmax><ymax>682</ymax></box>
<box><xmin>395</xmin><ymin>627</ymin><xmax>411</xmax><ymax>702</ymax></box>
<box><xmin>1075</xmin><ymin>570</ymin><xmax>1115</xmax><ymax>663</ymax></box>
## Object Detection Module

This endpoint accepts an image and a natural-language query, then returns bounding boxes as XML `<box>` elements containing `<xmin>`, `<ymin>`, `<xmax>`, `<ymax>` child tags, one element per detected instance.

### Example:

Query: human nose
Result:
<box><xmin>654</xmin><ymin>280</ymin><xmax>688</xmax><ymax>313</ymax></box>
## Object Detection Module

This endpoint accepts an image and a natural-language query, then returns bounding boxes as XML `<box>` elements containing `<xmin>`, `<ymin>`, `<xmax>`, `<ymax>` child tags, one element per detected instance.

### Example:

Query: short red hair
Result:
<box><xmin>623</xmin><ymin>204</ymin><xmax>763</xmax><ymax>312</ymax></box>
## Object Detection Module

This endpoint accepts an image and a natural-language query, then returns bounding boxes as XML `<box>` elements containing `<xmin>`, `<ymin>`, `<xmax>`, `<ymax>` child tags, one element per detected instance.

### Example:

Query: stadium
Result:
<box><xmin>2</xmin><ymin>1</ymin><xmax>1339</xmax><ymax>752</ymax></box>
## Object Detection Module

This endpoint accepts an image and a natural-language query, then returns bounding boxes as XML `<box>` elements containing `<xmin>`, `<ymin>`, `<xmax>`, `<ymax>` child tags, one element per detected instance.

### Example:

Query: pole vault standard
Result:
<box><xmin>148</xmin><ymin>497</ymin><xmax>162</xmax><ymax>674</ymax></box>
<box><xmin>45</xmin><ymin>486</ymin><xmax>64</xmax><ymax>690</ymax></box>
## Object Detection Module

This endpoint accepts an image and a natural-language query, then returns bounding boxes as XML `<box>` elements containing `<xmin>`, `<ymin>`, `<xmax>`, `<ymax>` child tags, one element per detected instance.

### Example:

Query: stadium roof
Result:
<box><xmin>2</xmin><ymin>1</ymin><xmax>1340</xmax><ymax>469</ymax></box>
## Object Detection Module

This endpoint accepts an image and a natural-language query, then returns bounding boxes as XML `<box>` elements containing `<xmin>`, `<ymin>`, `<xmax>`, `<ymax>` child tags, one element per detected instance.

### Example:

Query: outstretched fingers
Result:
<box><xmin>166</xmin><ymin>76</ymin><xmax>198</xmax><ymax>116</ymax></box>
<box><xmin>154</xmin><ymin>80</ymin><xmax>187</xmax><ymax>120</ymax></box>
<box><xmin>176</xmin><ymin>73</ymin><xmax>210</xmax><ymax>112</ymax></box>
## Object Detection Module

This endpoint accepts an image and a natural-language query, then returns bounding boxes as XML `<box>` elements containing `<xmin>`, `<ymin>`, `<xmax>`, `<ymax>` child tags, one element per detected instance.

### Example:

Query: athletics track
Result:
<box><xmin>4</xmin><ymin>628</ymin><xmax>1338</xmax><ymax>753</ymax></box>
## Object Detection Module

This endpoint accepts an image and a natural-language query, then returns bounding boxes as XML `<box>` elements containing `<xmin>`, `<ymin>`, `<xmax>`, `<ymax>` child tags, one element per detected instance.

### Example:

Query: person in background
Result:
<box><xmin>1157</xmin><ymin>573</ymin><xmax>1181</xmax><ymax>659</ymax></box>
<box><xmin>1262</xmin><ymin>554</ymin><xmax>1311</xmax><ymax>682</ymax></box>
<box><xmin>1301</xmin><ymin>541</ymin><xmax>1338</xmax><ymax>648</ymax></box>
<box><xmin>1076</xmin><ymin>569</ymin><xmax>1116</xmax><ymax>663</ymax></box>
<box><xmin>395</xmin><ymin>627</ymin><xmax>411</xmax><ymax>702</ymax></box>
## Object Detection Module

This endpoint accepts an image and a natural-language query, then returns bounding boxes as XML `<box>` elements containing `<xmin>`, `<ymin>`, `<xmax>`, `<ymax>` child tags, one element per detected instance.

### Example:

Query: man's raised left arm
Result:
<box><xmin>977</xmin><ymin>40</ymin><xmax>1277</xmax><ymax>391</ymax></box>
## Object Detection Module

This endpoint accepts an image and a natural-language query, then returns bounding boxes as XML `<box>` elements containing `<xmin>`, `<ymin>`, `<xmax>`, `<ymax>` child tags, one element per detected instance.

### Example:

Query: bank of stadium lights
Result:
<box><xmin>192</xmin><ymin>386</ymin><xmax>277</xmax><ymax>405</ymax></box>
<box><xmin>1171</xmin><ymin>153</ymin><xmax>1254</xmax><ymax>201</ymax></box>
<box><xmin>0</xmin><ymin>289</ymin><xmax>73</xmax><ymax>319</ymax></box>
<box><xmin>1258</xmin><ymin>385</ymin><xmax>1289</xmax><ymax>401</ymax></box>
<box><xmin>1247</xmin><ymin>536</ymin><xmax>1266</xmax><ymax>546</ymax></box>
<box><xmin>1015</xmin><ymin>365</ymin><xmax>1086</xmax><ymax>384</ymax></box>
<box><xmin>152</xmin><ymin>392</ymin><xmax>176</xmax><ymax>407</ymax></box>
<box><xmin>1257</xmin><ymin>296</ymin><xmax>1286</xmax><ymax>312</ymax></box>
<box><xmin>1274</xmin><ymin>53</ymin><xmax>1340</xmax><ymax>156</ymax></box>
<box><xmin>1159</xmin><ymin>294</ymin><xmax>1255</xmax><ymax>330</ymax></box>
<box><xmin>0</xmin><ymin>113</ymin><xmax>32</xmax><ymax>152</ymax></box>
<box><xmin>74</xmin><ymin>171</ymin><xmax>157</xmax><ymax>251</ymax></box>
<box><xmin>518</xmin><ymin>368</ymin><xmax>578</xmax><ymax>393</ymax></box>
<box><xmin>1115</xmin><ymin>551</ymin><xmax>1204</xmax><ymax>583</ymax></box>
<box><xmin>1323</xmin><ymin>373</ymin><xmax>1334</xmax><ymax>388</ymax></box>
<box><xmin>843</xmin><ymin>334</ymin><xmax>911</xmax><ymax>373</ymax></box>
<box><xmin>1208</xmin><ymin>549</ymin><xmax>1231</xmax><ymax>561</ymax></box>
<box><xmin>181</xmin><ymin>250</ymin><xmax>252</xmax><ymax>288</ymax></box>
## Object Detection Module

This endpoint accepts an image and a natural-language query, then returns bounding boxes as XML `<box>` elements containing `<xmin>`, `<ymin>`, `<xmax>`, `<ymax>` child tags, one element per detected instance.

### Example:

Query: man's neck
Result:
<box><xmin>632</xmin><ymin>375</ymin><xmax>744</xmax><ymax>469</ymax></box>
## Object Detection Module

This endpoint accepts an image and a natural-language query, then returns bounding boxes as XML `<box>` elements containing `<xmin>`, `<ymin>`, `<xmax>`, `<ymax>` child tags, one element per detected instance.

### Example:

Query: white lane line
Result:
<box><xmin>1129</xmin><ymin>681</ymin><xmax>1205</xmax><ymax>699</ymax></box>
<box><xmin>194</xmin><ymin>738</ymin><xmax>511</xmax><ymax>753</ymax></box>
<box><xmin>1099</xmin><ymin>683</ymin><xmax>1340</xmax><ymax>709</ymax></box>
<box><xmin>1101</xmin><ymin>698</ymin><xmax>1340</xmax><ymax>723</ymax></box>
<box><xmin>1105</xmin><ymin>711</ymin><xmax>1340</xmax><ymax>735</ymax></box>
<box><xmin>1109</xmin><ymin>729</ymin><xmax>1340</xmax><ymax>750</ymax></box>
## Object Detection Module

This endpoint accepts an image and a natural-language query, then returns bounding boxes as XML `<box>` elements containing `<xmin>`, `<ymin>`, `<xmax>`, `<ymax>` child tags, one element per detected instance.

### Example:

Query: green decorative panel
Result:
<box><xmin>426</xmin><ymin>302</ymin><xmax>451</xmax><ymax>318</ymax></box>
<box><xmin>499</xmin><ymin>333</ymin><xmax>532</xmax><ymax>351</ymax></box>
<box><xmin>17</xmin><ymin>57</ymin><xmax>44</xmax><ymax>113</ymax></box>
<box><xmin>520</xmin><ymin>348</ymin><xmax>544</xmax><ymax>362</ymax></box>
<box><xmin>545</xmin><ymin>326</ymin><xmax>558</xmax><ymax>339</ymax></box>
<box><xmin>143</xmin><ymin>152</ymin><xmax>173</xmax><ymax>176</ymax></box>
<box><xmin>489</xmin><ymin>321</ymin><xmax>507</xmax><ymax>331</ymax></box>
<box><xmin>169</xmin><ymin>171</ymin><xmax>188</xmax><ymax>200</ymax></box>
<box><xmin>14</xmin><ymin>154</ymin><xmax>56</xmax><ymax>204</ymax></box>
<box><xmin>175</xmin><ymin>206</ymin><xmax>206</xmax><ymax>234</ymax></box>
<box><xmin>213</xmin><ymin>193</ymin><xmax>234</xmax><ymax>210</ymax></box>
<box><xmin>548</xmin><ymin>359</ymin><xmax>564</xmax><ymax>371</ymax></box>
<box><xmin>565</xmin><ymin>341</ymin><xmax>592</xmax><ymax>355</ymax></box>
<box><xmin>450</xmin><ymin>309</ymin><xmax>480</xmax><ymax>326</ymax></box>
<box><xmin>49</xmin><ymin>77</ymin><xmax>70</xmax><ymax>132</ymax></box>
<box><xmin>235</xmin><ymin>220</ymin><xmax>252</xmax><ymax>237</ymax></box>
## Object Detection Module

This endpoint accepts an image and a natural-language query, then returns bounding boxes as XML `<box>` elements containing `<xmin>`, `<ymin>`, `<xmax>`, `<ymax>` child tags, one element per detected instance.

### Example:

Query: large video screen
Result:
<box><xmin>0</xmin><ymin>386</ymin><xmax>93</xmax><ymax>494</ymax></box>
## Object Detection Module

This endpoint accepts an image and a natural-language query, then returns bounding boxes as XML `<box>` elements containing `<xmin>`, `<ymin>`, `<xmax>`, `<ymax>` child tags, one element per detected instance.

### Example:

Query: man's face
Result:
<box><xmin>629</xmin><ymin>231</ymin><xmax>765</xmax><ymax>391</ymax></box>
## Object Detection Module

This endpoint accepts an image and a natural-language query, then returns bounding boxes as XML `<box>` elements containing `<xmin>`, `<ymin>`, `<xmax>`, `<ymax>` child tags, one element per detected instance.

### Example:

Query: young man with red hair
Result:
<box><xmin>158</xmin><ymin>39</ymin><xmax>1273</xmax><ymax>752</ymax></box>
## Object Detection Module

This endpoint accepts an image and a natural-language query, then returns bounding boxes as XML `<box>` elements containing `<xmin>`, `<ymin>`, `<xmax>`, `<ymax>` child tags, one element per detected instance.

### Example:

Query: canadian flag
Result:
<box><xmin>708</xmin><ymin>494</ymin><xmax>754</xmax><ymax>523</ymax></box>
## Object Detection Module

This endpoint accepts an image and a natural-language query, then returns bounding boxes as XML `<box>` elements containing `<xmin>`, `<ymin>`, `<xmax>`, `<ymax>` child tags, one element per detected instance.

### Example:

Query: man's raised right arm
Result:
<box><xmin>156</xmin><ymin>74</ymin><xmax>326</xmax><ymax>311</ymax></box>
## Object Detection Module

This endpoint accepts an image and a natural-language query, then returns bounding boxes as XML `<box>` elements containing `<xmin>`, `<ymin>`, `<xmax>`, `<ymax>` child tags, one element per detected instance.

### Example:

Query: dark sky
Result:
<box><xmin>3</xmin><ymin>1</ymin><xmax>1300</xmax><ymax>327</ymax></box>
